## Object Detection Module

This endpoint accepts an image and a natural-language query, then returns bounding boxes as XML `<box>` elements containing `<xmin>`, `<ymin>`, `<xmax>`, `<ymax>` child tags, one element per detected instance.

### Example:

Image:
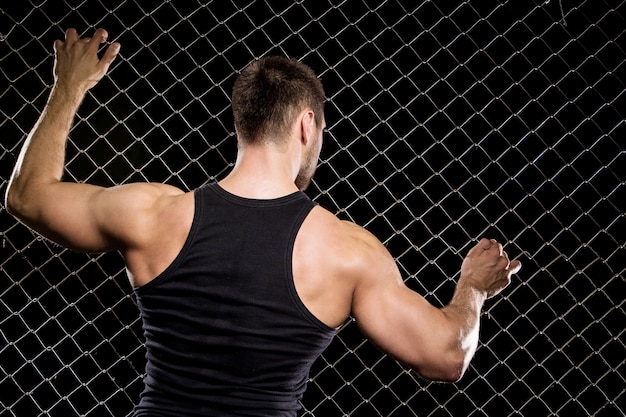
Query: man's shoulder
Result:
<box><xmin>305</xmin><ymin>206</ymin><xmax>364</xmax><ymax>238</ymax></box>
<box><xmin>302</xmin><ymin>206</ymin><xmax>387</xmax><ymax>268</ymax></box>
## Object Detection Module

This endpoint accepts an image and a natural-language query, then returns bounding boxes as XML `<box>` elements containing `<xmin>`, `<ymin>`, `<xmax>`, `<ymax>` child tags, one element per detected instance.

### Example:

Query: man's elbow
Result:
<box><xmin>436</xmin><ymin>353</ymin><xmax>467</xmax><ymax>382</ymax></box>
<box><xmin>5</xmin><ymin>183</ymin><xmax>20</xmax><ymax>215</ymax></box>
<box><xmin>5</xmin><ymin>181</ymin><xmax>34</xmax><ymax>220</ymax></box>
<box><xmin>424</xmin><ymin>356</ymin><xmax>466</xmax><ymax>383</ymax></box>
<box><xmin>411</xmin><ymin>345</ymin><xmax>472</xmax><ymax>383</ymax></box>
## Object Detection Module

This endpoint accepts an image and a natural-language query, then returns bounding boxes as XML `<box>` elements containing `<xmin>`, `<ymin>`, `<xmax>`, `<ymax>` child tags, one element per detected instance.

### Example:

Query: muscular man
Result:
<box><xmin>6</xmin><ymin>29</ymin><xmax>521</xmax><ymax>416</ymax></box>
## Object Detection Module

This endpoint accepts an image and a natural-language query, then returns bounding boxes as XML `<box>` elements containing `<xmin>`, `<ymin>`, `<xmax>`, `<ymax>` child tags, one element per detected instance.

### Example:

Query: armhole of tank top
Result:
<box><xmin>135</xmin><ymin>187</ymin><xmax>203</xmax><ymax>293</ymax></box>
<box><xmin>286</xmin><ymin>203</ymin><xmax>337</xmax><ymax>334</ymax></box>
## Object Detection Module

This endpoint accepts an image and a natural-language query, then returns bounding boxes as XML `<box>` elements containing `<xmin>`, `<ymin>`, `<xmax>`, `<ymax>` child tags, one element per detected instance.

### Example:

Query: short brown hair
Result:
<box><xmin>231</xmin><ymin>56</ymin><xmax>325</xmax><ymax>145</ymax></box>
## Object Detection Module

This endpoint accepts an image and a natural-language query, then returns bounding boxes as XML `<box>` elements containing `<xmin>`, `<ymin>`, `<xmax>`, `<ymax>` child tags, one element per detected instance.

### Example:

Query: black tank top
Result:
<box><xmin>133</xmin><ymin>184</ymin><xmax>336</xmax><ymax>417</ymax></box>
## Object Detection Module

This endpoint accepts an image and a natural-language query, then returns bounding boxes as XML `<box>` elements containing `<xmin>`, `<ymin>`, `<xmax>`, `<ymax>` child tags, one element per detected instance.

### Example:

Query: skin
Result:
<box><xmin>6</xmin><ymin>28</ymin><xmax>521</xmax><ymax>383</ymax></box>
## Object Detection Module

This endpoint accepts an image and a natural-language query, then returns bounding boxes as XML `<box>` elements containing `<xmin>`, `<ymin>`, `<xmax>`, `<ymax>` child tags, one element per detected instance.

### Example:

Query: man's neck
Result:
<box><xmin>218</xmin><ymin>143</ymin><xmax>300</xmax><ymax>199</ymax></box>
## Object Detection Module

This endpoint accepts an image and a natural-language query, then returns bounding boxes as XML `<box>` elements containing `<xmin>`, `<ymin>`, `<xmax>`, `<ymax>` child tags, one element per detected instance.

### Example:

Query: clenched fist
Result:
<box><xmin>460</xmin><ymin>238</ymin><xmax>522</xmax><ymax>298</ymax></box>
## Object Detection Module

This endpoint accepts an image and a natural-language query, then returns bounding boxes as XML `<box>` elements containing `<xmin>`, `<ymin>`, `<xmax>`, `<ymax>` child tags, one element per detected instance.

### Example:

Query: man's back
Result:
<box><xmin>132</xmin><ymin>184</ymin><xmax>335</xmax><ymax>416</ymax></box>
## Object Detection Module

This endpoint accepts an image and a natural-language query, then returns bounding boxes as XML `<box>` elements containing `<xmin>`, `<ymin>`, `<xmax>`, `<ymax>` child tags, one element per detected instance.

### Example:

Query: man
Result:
<box><xmin>6</xmin><ymin>28</ymin><xmax>521</xmax><ymax>416</ymax></box>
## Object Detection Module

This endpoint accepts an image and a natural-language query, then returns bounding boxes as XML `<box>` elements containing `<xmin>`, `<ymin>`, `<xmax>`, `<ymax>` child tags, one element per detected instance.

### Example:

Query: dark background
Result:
<box><xmin>1</xmin><ymin>1</ymin><xmax>624</xmax><ymax>416</ymax></box>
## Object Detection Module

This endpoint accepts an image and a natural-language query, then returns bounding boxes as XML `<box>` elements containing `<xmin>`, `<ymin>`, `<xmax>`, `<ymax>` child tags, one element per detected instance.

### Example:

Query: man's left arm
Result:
<box><xmin>5</xmin><ymin>28</ymin><xmax>172</xmax><ymax>253</ymax></box>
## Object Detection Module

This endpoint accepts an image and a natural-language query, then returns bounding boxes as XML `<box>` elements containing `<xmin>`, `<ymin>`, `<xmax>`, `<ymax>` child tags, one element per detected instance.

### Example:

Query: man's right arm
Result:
<box><xmin>349</xmin><ymin>227</ymin><xmax>521</xmax><ymax>382</ymax></box>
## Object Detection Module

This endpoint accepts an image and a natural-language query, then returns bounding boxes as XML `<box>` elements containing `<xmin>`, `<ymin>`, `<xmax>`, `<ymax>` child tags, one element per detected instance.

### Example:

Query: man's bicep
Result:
<box><xmin>350</xmin><ymin>243</ymin><xmax>459</xmax><ymax>379</ymax></box>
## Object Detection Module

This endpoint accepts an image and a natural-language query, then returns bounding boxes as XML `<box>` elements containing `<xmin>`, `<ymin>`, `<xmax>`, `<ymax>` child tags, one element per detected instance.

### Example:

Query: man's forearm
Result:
<box><xmin>440</xmin><ymin>278</ymin><xmax>488</xmax><ymax>374</ymax></box>
<box><xmin>6</xmin><ymin>85</ymin><xmax>84</xmax><ymax>212</ymax></box>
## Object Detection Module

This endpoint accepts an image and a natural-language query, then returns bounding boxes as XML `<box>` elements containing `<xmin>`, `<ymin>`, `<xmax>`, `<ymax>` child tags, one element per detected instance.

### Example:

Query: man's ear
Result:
<box><xmin>300</xmin><ymin>110</ymin><xmax>315</xmax><ymax>145</ymax></box>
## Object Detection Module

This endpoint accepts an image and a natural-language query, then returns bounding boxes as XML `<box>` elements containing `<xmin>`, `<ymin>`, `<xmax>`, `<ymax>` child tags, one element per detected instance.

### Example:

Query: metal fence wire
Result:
<box><xmin>1</xmin><ymin>1</ymin><xmax>624</xmax><ymax>416</ymax></box>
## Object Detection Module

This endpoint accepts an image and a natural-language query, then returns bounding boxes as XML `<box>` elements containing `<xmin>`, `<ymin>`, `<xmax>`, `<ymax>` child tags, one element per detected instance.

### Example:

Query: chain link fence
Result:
<box><xmin>1</xmin><ymin>1</ymin><xmax>624</xmax><ymax>416</ymax></box>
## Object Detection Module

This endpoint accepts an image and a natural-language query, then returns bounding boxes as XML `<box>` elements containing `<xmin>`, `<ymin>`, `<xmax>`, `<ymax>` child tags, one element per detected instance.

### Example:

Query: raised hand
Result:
<box><xmin>53</xmin><ymin>28</ymin><xmax>120</xmax><ymax>93</ymax></box>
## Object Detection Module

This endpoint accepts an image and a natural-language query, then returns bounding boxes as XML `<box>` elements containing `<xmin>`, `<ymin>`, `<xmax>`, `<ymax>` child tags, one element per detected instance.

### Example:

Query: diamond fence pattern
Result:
<box><xmin>1</xmin><ymin>1</ymin><xmax>624</xmax><ymax>416</ymax></box>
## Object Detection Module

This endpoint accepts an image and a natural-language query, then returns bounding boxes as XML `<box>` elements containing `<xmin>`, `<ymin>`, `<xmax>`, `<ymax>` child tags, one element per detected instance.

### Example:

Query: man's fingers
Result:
<box><xmin>64</xmin><ymin>28</ymin><xmax>79</xmax><ymax>45</ymax></box>
<box><xmin>54</xmin><ymin>28</ymin><xmax>77</xmax><ymax>52</ymax></box>
<box><xmin>99</xmin><ymin>42</ymin><xmax>121</xmax><ymax>69</ymax></box>
<box><xmin>86</xmin><ymin>29</ymin><xmax>108</xmax><ymax>54</ymax></box>
<box><xmin>469</xmin><ymin>238</ymin><xmax>492</xmax><ymax>255</ymax></box>
<box><xmin>94</xmin><ymin>29</ymin><xmax>109</xmax><ymax>44</ymax></box>
<box><xmin>507</xmin><ymin>259</ymin><xmax>522</xmax><ymax>275</ymax></box>
<box><xmin>53</xmin><ymin>39</ymin><xmax>64</xmax><ymax>53</ymax></box>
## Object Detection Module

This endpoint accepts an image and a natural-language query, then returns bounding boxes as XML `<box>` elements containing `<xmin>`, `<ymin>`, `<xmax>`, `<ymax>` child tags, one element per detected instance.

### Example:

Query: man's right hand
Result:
<box><xmin>460</xmin><ymin>238</ymin><xmax>522</xmax><ymax>298</ymax></box>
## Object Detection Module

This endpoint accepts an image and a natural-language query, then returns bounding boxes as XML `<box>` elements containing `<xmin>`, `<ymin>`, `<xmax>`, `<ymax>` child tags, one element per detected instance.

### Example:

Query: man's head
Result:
<box><xmin>231</xmin><ymin>56</ymin><xmax>326</xmax><ymax>190</ymax></box>
<box><xmin>231</xmin><ymin>56</ymin><xmax>325</xmax><ymax>146</ymax></box>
